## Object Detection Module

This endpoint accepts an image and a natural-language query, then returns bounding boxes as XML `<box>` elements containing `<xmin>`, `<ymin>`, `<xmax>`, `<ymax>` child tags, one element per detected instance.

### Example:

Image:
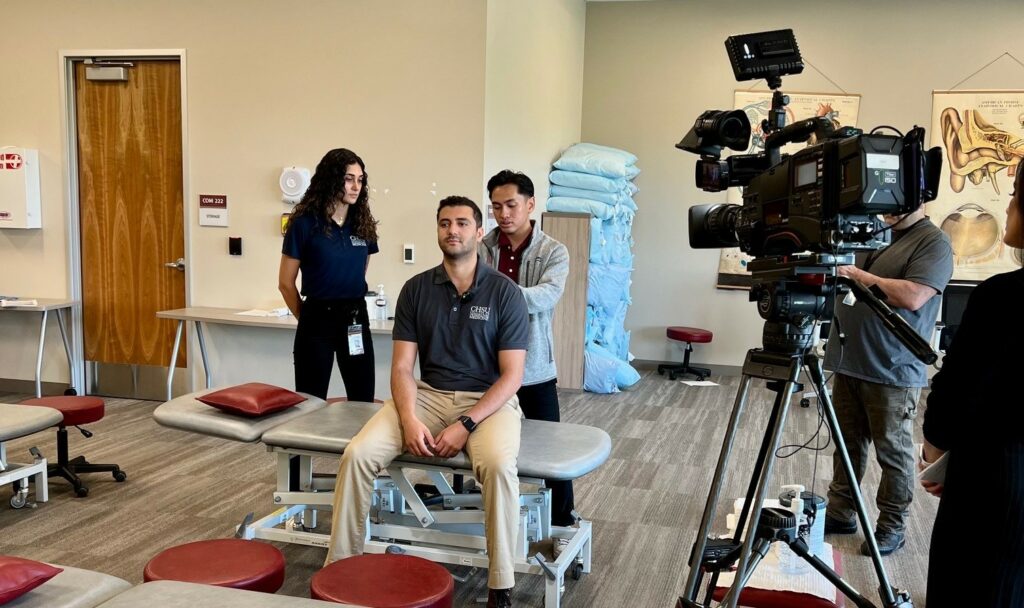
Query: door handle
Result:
<box><xmin>164</xmin><ymin>257</ymin><xmax>185</xmax><ymax>271</ymax></box>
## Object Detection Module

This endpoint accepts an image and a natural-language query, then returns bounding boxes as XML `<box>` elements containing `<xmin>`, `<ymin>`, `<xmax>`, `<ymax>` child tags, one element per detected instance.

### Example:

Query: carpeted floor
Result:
<box><xmin>0</xmin><ymin>370</ymin><xmax>938</xmax><ymax>606</ymax></box>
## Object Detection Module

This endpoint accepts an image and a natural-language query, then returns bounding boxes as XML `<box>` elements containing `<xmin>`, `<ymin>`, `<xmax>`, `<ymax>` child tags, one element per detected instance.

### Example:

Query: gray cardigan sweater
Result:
<box><xmin>480</xmin><ymin>221</ymin><xmax>569</xmax><ymax>386</ymax></box>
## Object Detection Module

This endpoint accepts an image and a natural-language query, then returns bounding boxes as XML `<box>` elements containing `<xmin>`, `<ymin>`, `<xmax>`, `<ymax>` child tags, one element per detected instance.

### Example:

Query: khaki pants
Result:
<box><xmin>828</xmin><ymin>373</ymin><xmax>920</xmax><ymax>535</ymax></box>
<box><xmin>326</xmin><ymin>380</ymin><xmax>523</xmax><ymax>590</ymax></box>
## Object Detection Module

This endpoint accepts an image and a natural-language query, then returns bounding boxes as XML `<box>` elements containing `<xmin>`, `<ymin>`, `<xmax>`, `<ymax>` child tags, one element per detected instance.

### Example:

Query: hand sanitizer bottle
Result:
<box><xmin>374</xmin><ymin>284</ymin><xmax>387</xmax><ymax>321</ymax></box>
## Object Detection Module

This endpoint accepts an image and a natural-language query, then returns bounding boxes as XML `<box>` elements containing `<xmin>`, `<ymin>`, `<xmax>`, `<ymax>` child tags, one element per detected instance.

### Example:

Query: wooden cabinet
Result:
<box><xmin>541</xmin><ymin>212</ymin><xmax>590</xmax><ymax>390</ymax></box>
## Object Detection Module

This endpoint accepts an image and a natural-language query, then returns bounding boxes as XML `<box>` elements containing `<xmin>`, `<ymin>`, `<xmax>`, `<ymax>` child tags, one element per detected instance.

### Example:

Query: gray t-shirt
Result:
<box><xmin>393</xmin><ymin>257</ymin><xmax>528</xmax><ymax>392</ymax></box>
<box><xmin>824</xmin><ymin>218</ymin><xmax>953</xmax><ymax>387</ymax></box>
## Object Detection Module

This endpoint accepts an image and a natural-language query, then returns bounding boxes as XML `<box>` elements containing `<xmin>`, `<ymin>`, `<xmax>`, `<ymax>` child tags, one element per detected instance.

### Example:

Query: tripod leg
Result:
<box><xmin>806</xmin><ymin>356</ymin><xmax>912</xmax><ymax>608</ymax></box>
<box><xmin>722</xmin><ymin>379</ymin><xmax>799</xmax><ymax>608</ymax></box>
<box><xmin>720</xmin><ymin>537</ymin><xmax>772</xmax><ymax>605</ymax></box>
<box><xmin>787</xmin><ymin>538</ymin><xmax>877</xmax><ymax>608</ymax></box>
<box><xmin>680</xmin><ymin>374</ymin><xmax>756</xmax><ymax>601</ymax></box>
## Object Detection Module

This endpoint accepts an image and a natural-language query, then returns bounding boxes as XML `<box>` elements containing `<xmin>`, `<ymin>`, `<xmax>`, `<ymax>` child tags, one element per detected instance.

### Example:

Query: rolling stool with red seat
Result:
<box><xmin>311</xmin><ymin>553</ymin><xmax>453</xmax><ymax>608</ymax></box>
<box><xmin>657</xmin><ymin>326</ymin><xmax>713</xmax><ymax>381</ymax></box>
<box><xmin>19</xmin><ymin>395</ymin><xmax>126</xmax><ymax>497</ymax></box>
<box><xmin>144</xmin><ymin>536</ymin><xmax>285</xmax><ymax>593</ymax></box>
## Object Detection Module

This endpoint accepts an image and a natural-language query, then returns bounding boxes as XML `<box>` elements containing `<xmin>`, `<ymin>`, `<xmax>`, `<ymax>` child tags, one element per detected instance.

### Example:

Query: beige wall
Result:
<box><xmin>0</xmin><ymin>0</ymin><xmax>588</xmax><ymax>393</ymax></box>
<box><xmin>483</xmin><ymin>0</ymin><xmax>586</xmax><ymax>206</ymax></box>
<box><xmin>582</xmin><ymin>0</ymin><xmax>1024</xmax><ymax>366</ymax></box>
<box><xmin>0</xmin><ymin>0</ymin><xmax>487</xmax><ymax>385</ymax></box>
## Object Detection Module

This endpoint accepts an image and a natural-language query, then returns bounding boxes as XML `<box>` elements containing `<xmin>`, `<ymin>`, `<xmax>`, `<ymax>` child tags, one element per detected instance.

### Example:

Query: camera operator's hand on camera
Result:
<box><xmin>837</xmin><ymin>265</ymin><xmax>862</xmax><ymax>282</ymax></box>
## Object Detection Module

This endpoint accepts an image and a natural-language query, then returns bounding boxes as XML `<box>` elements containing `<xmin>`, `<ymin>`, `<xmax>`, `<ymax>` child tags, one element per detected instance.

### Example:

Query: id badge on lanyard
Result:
<box><xmin>348</xmin><ymin>312</ymin><xmax>365</xmax><ymax>356</ymax></box>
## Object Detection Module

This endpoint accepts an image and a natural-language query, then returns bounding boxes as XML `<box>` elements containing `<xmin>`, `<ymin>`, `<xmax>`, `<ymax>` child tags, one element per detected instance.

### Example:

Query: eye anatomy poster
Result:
<box><xmin>716</xmin><ymin>91</ymin><xmax>861</xmax><ymax>289</ymax></box>
<box><xmin>930</xmin><ymin>90</ymin><xmax>1024</xmax><ymax>281</ymax></box>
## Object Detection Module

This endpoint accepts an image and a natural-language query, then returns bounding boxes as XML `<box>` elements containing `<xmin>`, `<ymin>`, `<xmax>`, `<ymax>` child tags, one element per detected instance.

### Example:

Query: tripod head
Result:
<box><xmin>747</xmin><ymin>253</ymin><xmax>937</xmax><ymax>365</ymax></box>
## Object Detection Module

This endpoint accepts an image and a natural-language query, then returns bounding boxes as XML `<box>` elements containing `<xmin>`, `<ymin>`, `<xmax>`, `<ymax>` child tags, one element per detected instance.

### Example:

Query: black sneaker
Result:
<box><xmin>487</xmin><ymin>588</ymin><xmax>513</xmax><ymax>608</ymax></box>
<box><xmin>860</xmin><ymin>531</ymin><xmax>906</xmax><ymax>556</ymax></box>
<box><xmin>823</xmin><ymin>516</ymin><xmax>857</xmax><ymax>535</ymax></box>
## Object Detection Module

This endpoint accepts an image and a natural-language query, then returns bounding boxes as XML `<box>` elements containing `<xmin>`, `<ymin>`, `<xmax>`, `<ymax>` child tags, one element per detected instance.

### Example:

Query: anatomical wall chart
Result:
<box><xmin>931</xmin><ymin>90</ymin><xmax>1024</xmax><ymax>281</ymax></box>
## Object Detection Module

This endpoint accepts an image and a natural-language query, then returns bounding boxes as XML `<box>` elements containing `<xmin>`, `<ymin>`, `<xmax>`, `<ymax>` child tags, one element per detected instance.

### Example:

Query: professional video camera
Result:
<box><xmin>679</xmin><ymin>29</ymin><xmax>943</xmax><ymax>258</ymax></box>
<box><xmin>675</xmin><ymin>30</ymin><xmax>932</xmax><ymax>608</ymax></box>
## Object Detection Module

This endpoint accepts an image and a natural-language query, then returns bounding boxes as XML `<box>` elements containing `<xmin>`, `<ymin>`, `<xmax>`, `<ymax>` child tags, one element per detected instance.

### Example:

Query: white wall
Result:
<box><xmin>582</xmin><ymin>0</ymin><xmax>1024</xmax><ymax>366</ymax></box>
<box><xmin>0</xmin><ymin>0</ymin><xmax>487</xmax><ymax>389</ymax></box>
<box><xmin>0</xmin><ymin>0</ymin><xmax>588</xmax><ymax>397</ymax></box>
<box><xmin>483</xmin><ymin>0</ymin><xmax>586</xmax><ymax>206</ymax></box>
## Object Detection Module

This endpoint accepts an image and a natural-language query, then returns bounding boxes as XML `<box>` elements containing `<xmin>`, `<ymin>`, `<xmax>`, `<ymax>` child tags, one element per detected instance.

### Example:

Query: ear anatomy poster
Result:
<box><xmin>930</xmin><ymin>90</ymin><xmax>1024</xmax><ymax>281</ymax></box>
<box><xmin>715</xmin><ymin>91</ymin><xmax>861</xmax><ymax>289</ymax></box>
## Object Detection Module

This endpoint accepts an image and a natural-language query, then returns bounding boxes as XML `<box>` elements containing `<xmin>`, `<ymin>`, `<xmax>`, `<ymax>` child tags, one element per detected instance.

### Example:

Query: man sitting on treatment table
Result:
<box><xmin>325</xmin><ymin>195</ymin><xmax>529</xmax><ymax>608</ymax></box>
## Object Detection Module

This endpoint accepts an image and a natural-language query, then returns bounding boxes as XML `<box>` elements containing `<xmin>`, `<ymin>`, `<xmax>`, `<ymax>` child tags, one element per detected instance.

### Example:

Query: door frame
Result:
<box><xmin>59</xmin><ymin>49</ymin><xmax>192</xmax><ymax>395</ymax></box>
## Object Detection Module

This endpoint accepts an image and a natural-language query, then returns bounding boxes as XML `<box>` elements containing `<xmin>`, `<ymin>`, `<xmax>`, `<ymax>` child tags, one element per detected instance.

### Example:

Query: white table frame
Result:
<box><xmin>156</xmin><ymin>307</ymin><xmax>393</xmax><ymax>401</ymax></box>
<box><xmin>1</xmin><ymin>298</ymin><xmax>78</xmax><ymax>398</ymax></box>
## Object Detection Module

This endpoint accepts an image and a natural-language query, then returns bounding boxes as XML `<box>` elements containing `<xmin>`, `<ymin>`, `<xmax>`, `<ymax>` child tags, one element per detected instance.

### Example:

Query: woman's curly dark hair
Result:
<box><xmin>291</xmin><ymin>148</ymin><xmax>379</xmax><ymax>241</ymax></box>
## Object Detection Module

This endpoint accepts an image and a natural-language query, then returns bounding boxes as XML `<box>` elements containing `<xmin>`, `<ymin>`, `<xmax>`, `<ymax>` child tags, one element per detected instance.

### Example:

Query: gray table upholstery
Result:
<box><xmin>94</xmin><ymin>581</ymin><xmax>358</xmax><ymax>607</ymax></box>
<box><xmin>153</xmin><ymin>389</ymin><xmax>327</xmax><ymax>442</ymax></box>
<box><xmin>8</xmin><ymin>564</ymin><xmax>131</xmax><ymax>608</ymax></box>
<box><xmin>261</xmin><ymin>402</ymin><xmax>612</xmax><ymax>480</ymax></box>
<box><xmin>0</xmin><ymin>404</ymin><xmax>62</xmax><ymax>442</ymax></box>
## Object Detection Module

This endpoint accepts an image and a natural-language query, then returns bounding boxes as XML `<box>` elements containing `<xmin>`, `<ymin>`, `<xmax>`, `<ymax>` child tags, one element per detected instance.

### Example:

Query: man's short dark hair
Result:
<box><xmin>487</xmin><ymin>170</ymin><xmax>535</xmax><ymax>199</ymax></box>
<box><xmin>436</xmin><ymin>195</ymin><xmax>483</xmax><ymax>227</ymax></box>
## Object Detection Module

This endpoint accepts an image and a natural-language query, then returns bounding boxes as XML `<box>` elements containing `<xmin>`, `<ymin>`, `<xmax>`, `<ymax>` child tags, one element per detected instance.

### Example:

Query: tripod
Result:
<box><xmin>676</xmin><ymin>255</ymin><xmax>930</xmax><ymax>608</ymax></box>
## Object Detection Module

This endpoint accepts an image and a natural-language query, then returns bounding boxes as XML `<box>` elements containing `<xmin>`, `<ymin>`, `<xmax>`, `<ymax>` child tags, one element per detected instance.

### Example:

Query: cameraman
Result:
<box><xmin>822</xmin><ymin>206</ymin><xmax>953</xmax><ymax>556</ymax></box>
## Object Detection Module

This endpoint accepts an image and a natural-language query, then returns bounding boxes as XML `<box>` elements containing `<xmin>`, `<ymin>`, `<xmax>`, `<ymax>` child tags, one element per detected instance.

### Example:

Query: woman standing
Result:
<box><xmin>279</xmin><ymin>148</ymin><xmax>379</xmax><ymax>401</ymax></box>
<box><xmin>921</xmin><ymin>159</ymin><xmax>1024</xmax><ymax>606</ymax></box>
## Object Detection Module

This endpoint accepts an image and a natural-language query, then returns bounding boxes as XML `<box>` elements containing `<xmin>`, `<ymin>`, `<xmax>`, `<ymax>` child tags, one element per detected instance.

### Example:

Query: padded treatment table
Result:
<box><xmin>254</xmin><ymin>402</ymin><xmax>611</xmax><ymax>608</ymax></box>
<box><xmin>153</xmin><ymin>388</ymin><xmax>328</xmax><ymax>442</ymax></box>
<box><xmin>152</xmin><ymin>393</ymin><xmax>611</xmax><ymax>608</ymax></box>
<box><xmin>91</xmin><ymin>580</ymin><xmax>356</xmax><ymax>607</ymax></box>
<box><xmin>8</xmin><ymin>563</ymin><xmax>131</xmax><ymax>608</ymax></box>
<box><xmin>262</xmin><ymin>402</ymin><xmax>610</xmax><ymax>480</ymax></box>
<box><xmin>0</xmin><ymin>403</ymin><xmax>62</xmax><ymax>509</ymax></box>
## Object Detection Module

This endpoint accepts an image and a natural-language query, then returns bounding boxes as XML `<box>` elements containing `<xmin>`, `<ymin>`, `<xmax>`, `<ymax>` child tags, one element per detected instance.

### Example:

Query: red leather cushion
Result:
<box><xmin>197</xmin><ymin>383</ymin><xmax>304</xmax><ymax>417</ymax></box>
<box><xmin>666</xmin><ymin>326</ymin><xmax>713</xmax><ymax>344</ymax></box>
<box><xmin>0</xmin><ymin>556</ymin><xmax>63</xmax><ymax>604</ymax></box>
<box><xmin>19</xmin><ymin>396</ymin><xmax>105</xmax><ymax>426</ymax></box>
<box><xmin>312</xmin><ymin>554</ymin><xmax>453</xmax><ymax>608</ymax></box>
<box><xmin>143</xmin><ymin>539</ymin><xmax>285</xmax><ymax>593</ymax></box>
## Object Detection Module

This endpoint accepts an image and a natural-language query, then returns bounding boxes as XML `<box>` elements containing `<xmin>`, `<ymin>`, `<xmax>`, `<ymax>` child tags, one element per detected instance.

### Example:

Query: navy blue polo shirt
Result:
<box><xmin>282</xmin><ymin>214</ymin><xmax>378</xmax><ymax>300</ymax></box>
<box><xmin>392</xmin><ymin>258</ymin><xmax>528</xmax><ymax>392</ymax></box>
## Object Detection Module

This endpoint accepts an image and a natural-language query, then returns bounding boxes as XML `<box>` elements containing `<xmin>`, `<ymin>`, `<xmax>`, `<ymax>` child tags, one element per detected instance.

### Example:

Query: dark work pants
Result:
<box><xmin>517</xmin><ymin>378</ymin><xmax>575</xmax><ymax>527</ymax></box>
<box><xmin>293</xmin><ymin>299</ymin><xmax>375</xmax><ymax>402</ymax></box>
<box><xmin>827</xmin><ymin>373</ymin><xmax>919</xmax><ymax>535</ymax></box>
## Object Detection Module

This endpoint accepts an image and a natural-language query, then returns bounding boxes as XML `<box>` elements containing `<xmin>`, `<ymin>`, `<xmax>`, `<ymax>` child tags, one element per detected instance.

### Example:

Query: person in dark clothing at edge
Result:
<box><xmin>279</xmin><ymin>148</ymin><xmax>379</xmax><ymax>401</ymax></box>
<box><xmin>921</xmin><ymin>158</ymin><xmax>1024</xmax><ymax>607</ymax></box>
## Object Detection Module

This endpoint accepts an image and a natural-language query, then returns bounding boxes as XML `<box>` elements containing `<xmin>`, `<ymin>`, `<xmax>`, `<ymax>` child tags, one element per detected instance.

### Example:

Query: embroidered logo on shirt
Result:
<box><xmin>350</xmin><ymin>236</ymin><xmax>367</xmax><ymax>246</ymax></box>
<box><xmin>469</xmin><ymin>305</ymin><xmax>490</xmax><ymax>321</ymax></box>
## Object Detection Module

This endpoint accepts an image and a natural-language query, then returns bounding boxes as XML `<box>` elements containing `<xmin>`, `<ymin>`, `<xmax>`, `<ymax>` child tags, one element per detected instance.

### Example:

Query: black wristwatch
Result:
<box><xmin>458</xmin><ymin>415</ymin><xmax>478</xmax><ymax>433</ymax></box>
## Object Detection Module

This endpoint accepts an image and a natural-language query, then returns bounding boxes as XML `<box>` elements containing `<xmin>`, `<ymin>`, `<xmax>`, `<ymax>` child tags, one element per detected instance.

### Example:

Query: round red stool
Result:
<box><xmin>657</xmin><ymin>326</ymin><xmax>713</xmax><ymax>381</ymax></box>
<box><xmin>19</xmin><ymin>395</ymin><xmax>125</xmax><ymax>497</ymax></box>
<box><xmin>143</xmin><ymin>538</ymin><xmax>285</xmax><ymax>593</ymax></box>
<box><xmin>21</xmin><ymin>395</ymin><xmax>105</xmax><ymax>427</ymax></box>
<box><xmin>312</xmin><ymin>554</ymin><xmax>453</xmax><ymax>607</ymax></box>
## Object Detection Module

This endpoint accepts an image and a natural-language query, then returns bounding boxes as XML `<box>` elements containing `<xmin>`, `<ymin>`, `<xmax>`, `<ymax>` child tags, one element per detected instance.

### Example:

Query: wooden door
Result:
<box><xmin>76</xmin><ymin>60</ymin><xmax>185</xmax><ymax>368</ymax></box>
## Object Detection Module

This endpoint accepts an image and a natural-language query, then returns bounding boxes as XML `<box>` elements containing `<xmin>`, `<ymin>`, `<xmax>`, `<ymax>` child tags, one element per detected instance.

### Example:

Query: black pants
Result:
<box><xmin>293</xmin><ymin>298</ymin><xmax>375</xmax><ymax>401</ymax></box>
<box><xmin>517</xmin><ymin>378</ymin><xmax>575</xmax><ymax>526</ymax></box>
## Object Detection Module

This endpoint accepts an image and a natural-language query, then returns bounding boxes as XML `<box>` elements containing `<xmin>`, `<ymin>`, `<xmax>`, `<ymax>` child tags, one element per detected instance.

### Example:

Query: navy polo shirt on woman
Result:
<box><xmin>282</xmin><ymin>214</ymin><xmax>378</xmax><ymax>300</ymax></box>
<box><xmin>392</xmin><ymin>257</ymin><xmax>528</xmax><ymax>392</ymax></box>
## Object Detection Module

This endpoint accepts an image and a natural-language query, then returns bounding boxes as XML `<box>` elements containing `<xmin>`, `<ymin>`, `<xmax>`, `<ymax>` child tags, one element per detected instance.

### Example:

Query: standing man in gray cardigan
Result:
<box><xmin>480</xmin><ymin>170</ymin><xmax>574</xmax><ymax>555</ymax></box>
